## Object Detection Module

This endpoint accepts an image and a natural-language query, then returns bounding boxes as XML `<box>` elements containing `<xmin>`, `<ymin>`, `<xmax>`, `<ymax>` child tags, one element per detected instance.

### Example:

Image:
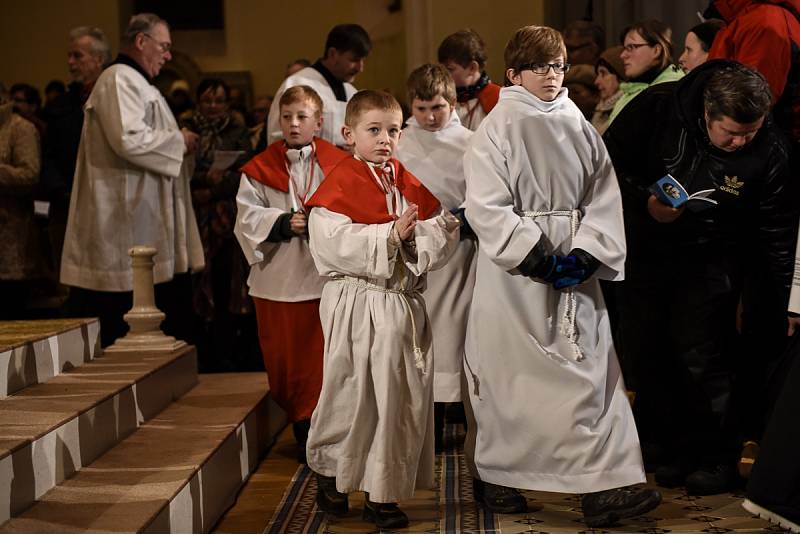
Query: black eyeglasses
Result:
<box><xmin>142</xmin><ymin>33</ymin><xmax>172</xmax><ymax>53</ymax></box>
<box><xmin>518</xmin><ymin>62</ymin><xmax>571</xmax><ymax>75</ymax></box>
<box><xmin>622</xmin><ymin>42</ymin><xmax>652</xmax><ymax>53</ymax></box>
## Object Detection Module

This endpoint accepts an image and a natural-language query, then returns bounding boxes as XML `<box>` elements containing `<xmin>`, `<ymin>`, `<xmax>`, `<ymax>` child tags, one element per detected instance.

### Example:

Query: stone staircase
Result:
<box><xmin>0</xmin><ymin>318</ymin><xmax>286</xmax><ymax>533</ymax></box>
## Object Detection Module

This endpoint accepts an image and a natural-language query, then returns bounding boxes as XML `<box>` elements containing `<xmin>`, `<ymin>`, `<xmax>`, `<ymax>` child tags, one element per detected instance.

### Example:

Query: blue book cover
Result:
<box><xmin>648</xmin><ymin>174</ymin><xmax>718</xmax><ymax>211</ymax></box>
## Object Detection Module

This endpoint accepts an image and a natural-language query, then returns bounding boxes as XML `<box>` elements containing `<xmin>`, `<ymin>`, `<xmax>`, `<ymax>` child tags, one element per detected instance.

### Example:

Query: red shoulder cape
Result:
<box><xmin>240</xmin><ymin>137</ymin><xmax>348</xmax><ymax>193</ymax></box>
<box><xmin>478</xmin><ymin>82</ymin><xmax>501</xmax><ymax>113</ymax></box>
<box><xmin>306</xmin><ymin>157</ymin><xmax>441</xmax><ymax>224</ymax></box>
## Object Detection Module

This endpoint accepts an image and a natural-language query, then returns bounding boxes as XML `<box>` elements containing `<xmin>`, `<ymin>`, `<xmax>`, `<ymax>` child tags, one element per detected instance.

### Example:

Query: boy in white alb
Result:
<box><xmin>305</xmin><ymin>90</ymin><xmax>459</xmax><ymax>529</ymax></box>
<box><xmin>395</xmin><ymin>64</ymin><xmax>476</xmax><ymax>450</ymax></box>
<box><xmin>463</xmin><ymin>26</ymin><xmax>662</xmax><ymax>528</ymax></box>
<box><xmin>234</xmin><ymin>86</ymin><xmax>348</xmax><ymax>462</ymax></box>
<box><xmin>438</xmin><ymin>30</ymin><xmax>502</xmax><ymax>131</ymax></box>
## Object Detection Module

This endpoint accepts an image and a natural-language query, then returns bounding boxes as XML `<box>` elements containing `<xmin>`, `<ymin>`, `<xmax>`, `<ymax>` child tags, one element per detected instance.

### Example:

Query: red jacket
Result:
<box><xmin>709</xmin><ymin>0</ymin><xmax>800</xmax><ymax>140</ymax></box>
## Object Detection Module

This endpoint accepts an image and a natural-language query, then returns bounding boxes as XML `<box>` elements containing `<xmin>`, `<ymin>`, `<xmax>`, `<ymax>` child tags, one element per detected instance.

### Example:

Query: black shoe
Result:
<box><xmin>654</xmin><ymin>456</ymin><xmax>697</xmax><ymax>488</ymax></box>
<box><xmin>478</xmin><ymin>480</ymin><xmax>527</xmax><ymax>514</ymax></box>
<box><xmin>362</xmin><ymin>497</ymin><xmax>409</xmax><ymax>529</ymax></box>
<box><xmin>581</xmin><ymin>487</ymin><xmax>662</xmax><ymax>528</ymax></box>
<box><xmin>315</xmin><ymin>473</ymin><xmax>348</xmax><ymax>516</ymax></box>
<box><xmin>685</xmin><ymin>464</ymin><xmax>738</xmax><ymax>496</ymax></box>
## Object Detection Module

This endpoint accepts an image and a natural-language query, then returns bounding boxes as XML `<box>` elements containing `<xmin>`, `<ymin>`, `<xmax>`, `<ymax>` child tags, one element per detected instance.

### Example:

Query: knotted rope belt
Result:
<box><xmin>521</xmin><ymin>209</ymin><xmax>584</xmax><ymax>362</ymax></box>
<box><xmin>332</xmin><ymin>275</ymin><xmax>426</xmax><ymax>371</ymax></box>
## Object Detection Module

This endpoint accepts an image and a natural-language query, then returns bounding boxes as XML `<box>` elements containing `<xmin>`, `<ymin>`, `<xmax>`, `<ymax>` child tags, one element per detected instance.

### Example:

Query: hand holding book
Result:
<box><xmin>648</xmin><ymin>174</ymin><xmax>718</xmax><ymax>211</ymax></box>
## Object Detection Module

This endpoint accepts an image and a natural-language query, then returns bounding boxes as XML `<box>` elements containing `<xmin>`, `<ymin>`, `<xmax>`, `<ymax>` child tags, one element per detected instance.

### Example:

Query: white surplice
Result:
<box><xmin>306</xmin><ymin>180</ymin><xmax>459</xmax><ymax>502</ymax></box>
<box><xmin>396</xmin><ymin>113</ymin><xmax>476</xmax><ymax>401</ymax></box>
<box><xmin>266</xmin><ymin>67</ymin><xmax>356</xmax><ymax>147</ymax></box>
<box><xmin>456</xmin><ymin>99</ymin><xmax>489</xmax><ymax>131</ymax></box>
<box><xmin>61</xmin><ymin>63</ymin><xmax>203</xmax><ymax>291</ymax></box>
<box><xmin>234</xmin><ymin>145</ymin><xmax>325</xmax><ymax>301</ymax></box>
<box><xmin>463</xmin><ymin>85</ymin><xmax>644</xmax><ymax>493</ymax></box>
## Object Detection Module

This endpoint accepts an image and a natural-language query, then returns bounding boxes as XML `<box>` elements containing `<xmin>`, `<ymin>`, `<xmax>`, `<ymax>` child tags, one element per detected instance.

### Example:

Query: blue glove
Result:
<box><xmin>550</xmin><ymin>249</ymin><xmax>600</xmax><ymax>290</ymax></box>
<box><xmin>532</xmin><ymin>254</ymin><xmax>582</xmax><ymax>283</ymax></box>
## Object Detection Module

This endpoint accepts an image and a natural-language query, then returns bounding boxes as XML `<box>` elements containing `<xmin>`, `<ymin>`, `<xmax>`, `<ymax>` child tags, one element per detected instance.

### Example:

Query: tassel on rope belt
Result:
<box><xmin>332</xmin><ymin>276</ymin><xmax>426</xmax><ymax>371</ymax></box>
<box><xmin>521</xmin><ymin>209</ymin><xmax>584</xmax><ymax>362</ymax></box>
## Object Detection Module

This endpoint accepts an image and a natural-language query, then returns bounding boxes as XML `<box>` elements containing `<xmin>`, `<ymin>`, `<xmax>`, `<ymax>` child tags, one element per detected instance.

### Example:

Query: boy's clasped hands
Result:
<box><xmin>394</xmin><ymin>204</ymin><xmax>418</xmax><ymax>241</ymax></box>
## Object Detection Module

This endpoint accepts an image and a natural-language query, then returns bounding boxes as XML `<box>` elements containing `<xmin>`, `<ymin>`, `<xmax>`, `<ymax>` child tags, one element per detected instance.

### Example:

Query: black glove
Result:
<box><xmin>266</xmin><ymin>212</ymin><xmax>295</xmax><ymax>242</ymax></box>
<box><xmin>450</xmin><ymin>207</ymin><xmax>475</xmax><ymax>239</ymax></box>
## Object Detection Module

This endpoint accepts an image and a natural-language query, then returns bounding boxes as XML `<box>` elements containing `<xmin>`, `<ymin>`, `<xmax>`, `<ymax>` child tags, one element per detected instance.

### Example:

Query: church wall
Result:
<box><xmin>1</xmin><ymin>0</ymin><xmax>542</xmax><ymax>105</ymax></box>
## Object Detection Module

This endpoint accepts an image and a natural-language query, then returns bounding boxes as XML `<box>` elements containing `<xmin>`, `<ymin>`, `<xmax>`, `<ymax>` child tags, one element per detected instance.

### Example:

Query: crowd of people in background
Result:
<box><xmin>2</xmin><ymin>1</ymin><xmax>800</xmax><ymax>530</ymax></box>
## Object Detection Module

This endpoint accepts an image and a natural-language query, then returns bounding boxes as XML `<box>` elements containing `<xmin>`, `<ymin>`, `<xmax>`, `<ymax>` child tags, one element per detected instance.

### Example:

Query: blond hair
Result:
<box><xmin>344</xmin><ymin>90</ymin><xmax>402</xmax><ymax>127</ymax></box>
<box><xmin>279</xmin><ymin>85</ymin><xmax>323</xmax><ymax>118</ymax></box>
<box><xmin>407</xmin><ymin>63</ymin><xmax>456</xmax><ymax>105</ymax></box>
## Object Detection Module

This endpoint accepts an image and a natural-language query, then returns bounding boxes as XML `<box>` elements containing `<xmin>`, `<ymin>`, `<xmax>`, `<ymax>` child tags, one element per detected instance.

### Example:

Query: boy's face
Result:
<box><xmin>411</xmin><ymin>95</ymin><xmax>453</xmax><ymax>132</ymax></box>
<box><xmin>279</xmin><ymin>100</ymin><xmax>322</xmax><ymax>148</ymax></box>
<box><xmin>443</xmin><ymin>60</ymin><xmax>481</xmax><ymax>88</ymax></box>
<box><xmin>342</xmin><ymin>108</ymin><xmax>402</xmax><ymax>164</ymax></box>
<box><xmin>507</xmin><ymin>55</ymin><xmax>565</xmax><ymax>102</ymax></box>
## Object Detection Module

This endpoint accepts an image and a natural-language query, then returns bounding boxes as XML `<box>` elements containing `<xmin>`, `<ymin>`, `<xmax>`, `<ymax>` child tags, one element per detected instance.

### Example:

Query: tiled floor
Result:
<box><xmin>214</xmin><ymin>427</ymin><xmax>787</xmax><ymax>533</ymax></box>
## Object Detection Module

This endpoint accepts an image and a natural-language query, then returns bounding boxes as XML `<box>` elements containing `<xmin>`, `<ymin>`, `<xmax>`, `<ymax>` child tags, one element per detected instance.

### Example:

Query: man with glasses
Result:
<box><xmin>61</xmin><ymin>13</ymin><xmax>204</xmax><ymax>347</ymax></box>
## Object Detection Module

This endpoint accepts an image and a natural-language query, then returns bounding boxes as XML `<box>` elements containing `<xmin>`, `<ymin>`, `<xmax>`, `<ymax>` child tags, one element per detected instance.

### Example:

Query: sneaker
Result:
<box><xmin>363</xmin><ymin>497</ymin><xmax>409</xmax><ymax>529</ymax></box>
<box><xmin>743</xmin><ymin>498</ymin><xmax>800</xmax><ymax>533</ymax></box>
<box><xmin>475</xmin><ymin>479</ymin><xmax>527</xmax><ymax>513</ymax></box>
<box><xmin>738</xmin><ymin>441</ymin><xmax>759</xmax><ymax>479</ymax></box>
<box><xmin>581</xmin><ymin>486</ymin><xmax>662</xmax><ymax>528</ymax></box>
<box><xmin>685</xmin><ymin>464</ymin><xmax>738</xmax><ymax>496</ymax></box>
<box><xmin>315</xmin><ymin>473</ymin><xmax>348</xmax><ymax>516</ymax></box>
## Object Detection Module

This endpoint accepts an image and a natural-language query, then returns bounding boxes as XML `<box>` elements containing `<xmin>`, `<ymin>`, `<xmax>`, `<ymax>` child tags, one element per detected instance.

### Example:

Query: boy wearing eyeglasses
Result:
<box><xmin>462</xmin><ymin>25</ymin><xmax>662</xmax><ymax>528</ymax></box>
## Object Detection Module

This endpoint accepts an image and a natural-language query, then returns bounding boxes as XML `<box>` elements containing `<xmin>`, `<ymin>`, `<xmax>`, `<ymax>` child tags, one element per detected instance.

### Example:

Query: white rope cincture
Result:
<box><xmin>333</xmin><ymin>276</ymin><xmax>426</xmax><ymax>372</ymax></box>
<box><xmin>522</xmin><ymin>209</ymin><xmax>584</xmax><ymax>362</ymax></box>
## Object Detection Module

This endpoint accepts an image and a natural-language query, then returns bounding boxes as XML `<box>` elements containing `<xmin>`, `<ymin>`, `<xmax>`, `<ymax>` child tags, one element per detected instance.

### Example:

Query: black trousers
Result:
<box><xmin>65</xmin><ymin>273</ymin><xmax>194</xmax><ymax>348</ymax></box>
<box><xmin>746</xmin><ymin>333</ymin><xmax>800</xmax><ymax>517</ymax></box>
<box><xmin>616</xmin><ymin>257</ymin><xmax>741</xmax><ymax>464</ymax></box>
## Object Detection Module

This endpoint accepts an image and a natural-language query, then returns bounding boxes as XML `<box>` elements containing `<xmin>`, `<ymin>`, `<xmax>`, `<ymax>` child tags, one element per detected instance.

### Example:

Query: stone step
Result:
<box><xmin>0</xmin><ymin>346</ymin><xmax>197</xmax><ymax>522</ymax></box>
<box><xmin>0</xmin><ymin>373</ymin><xmax>286</xmax><ymax>534</ymax></box>
<box><xmin>0</xmin><ymin>319</ymin><xmax>101</xmax><ymax>398</ymax></box>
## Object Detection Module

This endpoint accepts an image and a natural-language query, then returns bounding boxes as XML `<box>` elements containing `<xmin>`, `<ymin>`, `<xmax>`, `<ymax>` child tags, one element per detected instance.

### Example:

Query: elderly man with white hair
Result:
<box><xmin>61</xmin><ymin>13</ymin><xmax>204</xmax><ymax>346</ymax></box>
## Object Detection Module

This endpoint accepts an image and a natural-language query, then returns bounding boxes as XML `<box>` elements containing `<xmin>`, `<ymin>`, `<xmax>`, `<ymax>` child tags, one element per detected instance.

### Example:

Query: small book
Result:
<box><xmin>649</xmin><ymin>174</ymin><xmax>718</xmax><ymax>211</ymax></box>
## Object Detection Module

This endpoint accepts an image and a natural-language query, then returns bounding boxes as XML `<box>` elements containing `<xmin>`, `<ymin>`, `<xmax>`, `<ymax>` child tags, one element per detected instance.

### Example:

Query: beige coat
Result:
<box><xmin>0</xmin><ymin>102</ymin><xmax>41</xmax><ymax>280</ymax></box>
<box><xmin>61</xmin><ymin>64</ymin><xmax>204</xmax><ymax>292</ymax></box>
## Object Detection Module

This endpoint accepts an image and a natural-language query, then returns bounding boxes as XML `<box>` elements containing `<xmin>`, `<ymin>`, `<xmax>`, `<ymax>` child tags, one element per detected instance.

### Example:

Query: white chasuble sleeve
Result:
<box><xmin>91</xmin><ymin>68</ymin><xmax>184</xmax><ymax>178</ymax></box>
<box><xmin>464</xmin><ymin>129</ymin><xmax>542</xmax><ymax>271</ymax></box>
<box><xmin>308</xmin><ymin>207</ymin><xmax>398</xmax><ymax>279</ymax></box>
<box><xmin>570</xmin><ymin>128</ymin><xmax>626</xmax><ymax>281</ymax></box>
<box><xmin>406</xmin><ymin>209</ymin><xmax>460</xmax><ymax>275</ymax></box>
<box><xmin>234</xmin><ymin>174</ymin><xmax>287</xmax><ymax>265</ymax></box>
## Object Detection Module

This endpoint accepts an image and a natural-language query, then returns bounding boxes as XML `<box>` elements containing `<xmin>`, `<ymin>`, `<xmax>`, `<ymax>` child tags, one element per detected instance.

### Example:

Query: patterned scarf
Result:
<box><xmin>191</xmin><ymin>111</ymin><xmax>231</xmax><ymax>163</ymax></box>
<box><xmin>456</xmin><ymin>72</ymin><xmax>490</xmax><ymax>103</ymax></box>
